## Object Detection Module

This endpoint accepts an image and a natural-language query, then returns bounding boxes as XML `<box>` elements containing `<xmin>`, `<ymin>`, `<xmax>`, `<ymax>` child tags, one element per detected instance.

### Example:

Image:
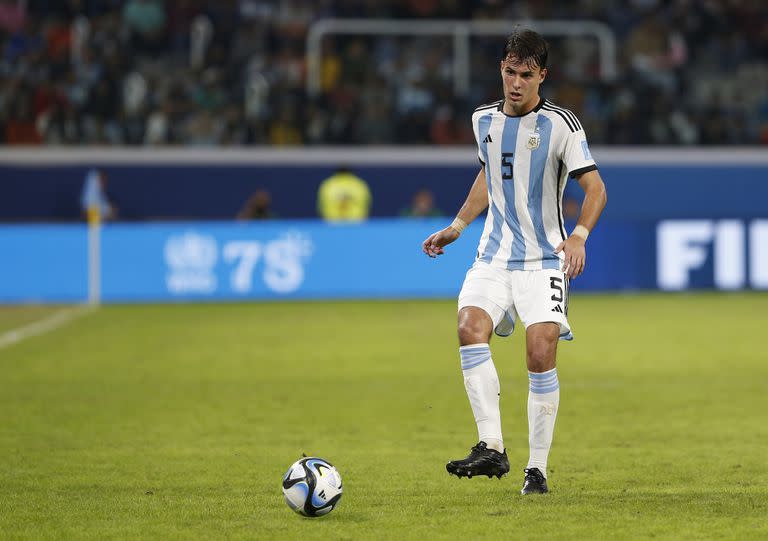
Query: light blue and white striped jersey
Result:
<box><xmin>471</xmin><ymin>98</ymin><xmax>597</xmax><ymax>271</ymax></box>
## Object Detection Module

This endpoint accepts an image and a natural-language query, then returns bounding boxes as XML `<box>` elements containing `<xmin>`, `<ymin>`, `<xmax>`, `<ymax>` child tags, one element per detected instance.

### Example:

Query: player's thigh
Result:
<box><xmin>511</xmin><ymin>268</ymin><xmax>572</xmax><ymax>340</ymax></box>
<box><xmin>458</xmin><ymin>262</ymin><xmax>513</xmax><ymax>329</ymax></box>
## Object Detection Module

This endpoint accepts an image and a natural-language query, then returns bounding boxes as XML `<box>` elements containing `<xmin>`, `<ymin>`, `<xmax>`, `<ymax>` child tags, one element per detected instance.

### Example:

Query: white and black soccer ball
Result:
<box><xmin>281</xmin><ymin>457</ymin><xmax>343</xmax><ymax>517</ymax></box>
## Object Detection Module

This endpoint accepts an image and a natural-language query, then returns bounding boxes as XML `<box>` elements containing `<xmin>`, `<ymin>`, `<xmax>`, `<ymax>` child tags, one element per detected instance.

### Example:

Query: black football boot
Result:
<box><xmin>520</xmin><ymin>467</ymin><xmax>549</xmax><ymax>494</ymax></box>
<box><xmin>446</xmin><ymin>441</ymin><xmax>510</xmax><ymax>479</ymax></box>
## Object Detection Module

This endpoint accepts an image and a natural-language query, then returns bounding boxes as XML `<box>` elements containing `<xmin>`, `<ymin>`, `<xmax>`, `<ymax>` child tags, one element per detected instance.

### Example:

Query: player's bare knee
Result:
<box><xmin>457</xmin><ymin>309</ymin><xmax>492</xmax><ymax>345</ymax></box>
<box><xmin>457</xmin><ymin>320</ymin><xmax>487</xmax><ymax>345</ymax></box>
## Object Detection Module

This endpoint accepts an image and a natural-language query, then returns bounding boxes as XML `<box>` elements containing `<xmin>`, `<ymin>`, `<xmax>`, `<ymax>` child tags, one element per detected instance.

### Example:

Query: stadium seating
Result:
<box><xmin>0</xmin><ymin>1</ymin><xmax>766</xmax><ymax>146</ymax></box>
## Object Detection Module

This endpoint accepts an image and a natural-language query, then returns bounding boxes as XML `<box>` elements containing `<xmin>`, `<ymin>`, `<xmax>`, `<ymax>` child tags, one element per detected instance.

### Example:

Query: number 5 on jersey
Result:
<box><xmin>502</xmin><ymin>152</ymin><xmax>514</xmax><ymax>179</ymax></box>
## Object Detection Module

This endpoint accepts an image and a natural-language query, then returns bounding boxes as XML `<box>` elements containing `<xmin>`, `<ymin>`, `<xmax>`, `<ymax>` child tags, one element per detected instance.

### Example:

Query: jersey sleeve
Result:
<box><xmin>471</xmin><ymin>113</ymin><xmax>484</xmax><ymax>165</ymax></box>
<box><xmin>562</xmin><ymin>127</ymin><xmax>597</xmax><ymax>178</ymax></box>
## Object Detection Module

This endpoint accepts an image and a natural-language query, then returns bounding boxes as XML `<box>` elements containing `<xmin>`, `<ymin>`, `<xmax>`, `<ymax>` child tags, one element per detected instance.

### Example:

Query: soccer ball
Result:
<box><xmin>281</xmin><ymin>457</ymin><xmax>343</xmax><ymax>517</ymax></box>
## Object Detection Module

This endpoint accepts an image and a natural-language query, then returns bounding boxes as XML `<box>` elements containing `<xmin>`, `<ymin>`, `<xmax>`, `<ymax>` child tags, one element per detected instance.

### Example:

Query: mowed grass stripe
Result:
<box><xmin>0</xmin><ymin>294</ymin><xmax>766</xmax><ymax>540</ymax></box>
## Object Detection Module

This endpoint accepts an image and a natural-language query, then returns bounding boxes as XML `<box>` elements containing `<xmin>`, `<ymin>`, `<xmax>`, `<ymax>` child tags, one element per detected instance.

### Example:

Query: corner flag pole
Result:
<box><xmin>87</xmin><ymin>205</ymin><xmax>101</xmax><ymax>306</ymax></box>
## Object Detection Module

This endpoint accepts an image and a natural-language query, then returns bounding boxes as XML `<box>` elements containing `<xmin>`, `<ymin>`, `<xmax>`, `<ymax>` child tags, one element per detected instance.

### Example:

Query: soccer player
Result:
<box><xmin>422</xmin><ymin>29</ymin><xmax>607</xmax><ymax>494</ymax></box>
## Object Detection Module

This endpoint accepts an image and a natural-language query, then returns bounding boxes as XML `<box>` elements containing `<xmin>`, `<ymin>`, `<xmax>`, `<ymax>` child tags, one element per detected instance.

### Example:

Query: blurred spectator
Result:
<box><xmin>123</xmin><ymin>0</ymin><xmax>166</xmax><ymax>55</ymax></box>
<box><xmin>269</xmin><ymin>105</ymin><xmax>303</xmax><ymax>145</ymax></box>
<box><xmin>4</xmin><ymin>94</ymin><xmax>42</xmax><ymax>144</ymax></box>
<box><xmin>400</xmin><ymin>189</ymin><xmax>443</xmax><ymax>218</ymax></box>
<box><xmin>81</xmin><ymin>168</ymin><xmax>117</xmax><ymax>221</ymax></box>
<box><xmin>0</xmin><ymin>0</ymin><xmax>27</xmax><ymax>34</ymax></box>
<box><xmin>430</xmin><ymin>105</ymin><xmax>473</xmax><ymax>145</ymax></box>
<box><xmin>237</xmin><ymin>188</ymin><xmax>276</xmax><ymax>220</ymax></box>
<box><xmin>625</xmin><ymin>13</ymin><xmax>682</xmax><ymax>93</ymax></box>
<box><xmin>317</xmin><ymin>166</ymin><xmax>371</xmax><ymax>222</ymax></box>
<box><xmin>143</xmin><ymin>99</ymin><xmax>171</xmax><ymax>144</ymax></box>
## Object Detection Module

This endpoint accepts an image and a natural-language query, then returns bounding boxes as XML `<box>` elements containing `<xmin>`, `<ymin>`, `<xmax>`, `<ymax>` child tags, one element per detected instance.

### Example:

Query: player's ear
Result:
<box><xmin>539</xmin><ymin>68</ymin><xmax>547</xmax><ymax>83</ymax></box>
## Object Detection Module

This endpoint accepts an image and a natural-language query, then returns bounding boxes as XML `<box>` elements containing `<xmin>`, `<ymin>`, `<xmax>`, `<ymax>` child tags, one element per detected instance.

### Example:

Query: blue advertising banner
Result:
<box><xmin>100</xmin><ymin>219</ymin><xmax>476</xmax><ymax>301</ymax></box>
<box><xmin>0</xmin><ymin>218</ymin><xmax>765</xmax><ymax>303</ymax></box>
<box><xmin>0</xmin><ymin>224</ymin><xmax>88</xmax><ymax>302</ymax></box>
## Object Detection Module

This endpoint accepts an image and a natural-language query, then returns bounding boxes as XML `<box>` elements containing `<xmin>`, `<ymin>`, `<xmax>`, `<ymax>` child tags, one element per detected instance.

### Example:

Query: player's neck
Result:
<box><xmin>502</xmin><ymin>95</ymin><xmax>541</xmax><ymax>117</ymax></box>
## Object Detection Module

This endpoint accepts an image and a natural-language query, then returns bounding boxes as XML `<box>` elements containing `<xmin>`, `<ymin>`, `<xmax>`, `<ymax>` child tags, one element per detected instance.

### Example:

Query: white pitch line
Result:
<box><xmin>0</xmin><ymin>305</ymin><xmax>96</xmax><ymax>350</ymax></box>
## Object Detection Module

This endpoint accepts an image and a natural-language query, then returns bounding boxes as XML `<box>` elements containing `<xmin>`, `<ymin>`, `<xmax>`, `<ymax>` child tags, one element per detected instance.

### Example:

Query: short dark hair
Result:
<box><xmin>501</xmin><ymin>29</ymin><xmax>548</xmax><ymax>69</ymax></box>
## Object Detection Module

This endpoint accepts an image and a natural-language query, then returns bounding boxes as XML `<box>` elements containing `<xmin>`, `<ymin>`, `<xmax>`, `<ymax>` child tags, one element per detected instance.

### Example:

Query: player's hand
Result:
<box><xmin>555</xmin><ymin>235</ymin><xmax>586</xmax><ymax>278</ymax></box>
<box><xmin>422</xmin><ymin>227</ymin><xmax>460</xmax><ymax>258</ymax></box>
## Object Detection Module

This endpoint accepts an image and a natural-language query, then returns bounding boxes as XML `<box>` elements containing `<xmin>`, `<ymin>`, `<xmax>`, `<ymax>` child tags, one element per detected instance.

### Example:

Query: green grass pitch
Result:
<box><xmin>0</xmin><ymin>293</ymin><xmax>766</xmax><ymax>540</ymax></box>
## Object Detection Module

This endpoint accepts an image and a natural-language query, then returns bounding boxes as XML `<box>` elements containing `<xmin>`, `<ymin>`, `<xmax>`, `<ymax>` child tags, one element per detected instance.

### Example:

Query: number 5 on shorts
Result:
<box><xmin>550</xmin><ymin>277</ymin><xmax>563</xmax><ymax>302</ymax></box>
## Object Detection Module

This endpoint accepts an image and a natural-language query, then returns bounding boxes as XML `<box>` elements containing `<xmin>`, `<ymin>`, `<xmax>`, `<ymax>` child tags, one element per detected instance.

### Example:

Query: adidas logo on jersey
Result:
<box><xmin>551</xmin><ymin>305</ymin><xmax>563</xmax><ymax>313</ymax></box>
<box><xmin>483</xmin><ymin>134</ymin><xmax>493</xmax><ymax>143</ymax></box>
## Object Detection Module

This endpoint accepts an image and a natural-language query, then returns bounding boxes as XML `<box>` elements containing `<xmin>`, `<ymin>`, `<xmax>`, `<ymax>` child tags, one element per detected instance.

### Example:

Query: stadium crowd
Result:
<box><xmin>0</xmin><ymin>0</ymin><xmax>766</xmax><ymax>146</ymax></box>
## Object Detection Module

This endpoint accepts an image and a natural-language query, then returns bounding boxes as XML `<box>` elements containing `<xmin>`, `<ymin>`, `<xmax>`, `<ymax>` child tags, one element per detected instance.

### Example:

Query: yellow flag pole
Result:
<box><xmin>87</xmin><ymin>205</ymin><xmax>101</xmax><ymax>306</ymax></box>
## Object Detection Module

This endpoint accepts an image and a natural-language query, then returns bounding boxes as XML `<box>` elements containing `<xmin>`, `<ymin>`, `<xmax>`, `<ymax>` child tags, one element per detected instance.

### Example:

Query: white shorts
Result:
<box><xmin>458</xmin><ymin>261</ymin><xmax>573</xmax><ymax>340</ymax></box>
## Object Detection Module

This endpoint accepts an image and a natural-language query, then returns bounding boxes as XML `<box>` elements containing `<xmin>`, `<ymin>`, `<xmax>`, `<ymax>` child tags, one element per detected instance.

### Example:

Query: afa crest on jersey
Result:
<box><xmin>526</xmin><ymin>131</ymin><xmax>541</xmax><ymax>150</ymax></box>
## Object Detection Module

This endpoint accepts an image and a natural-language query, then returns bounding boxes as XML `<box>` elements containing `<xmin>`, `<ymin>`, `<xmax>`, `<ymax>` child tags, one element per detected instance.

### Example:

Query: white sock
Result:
<box><xmin>460</xmin><ymin>344</ymin><xmax>503</xmax><ymax>452</ymax></box>
<box><xmin>526</xmin><ymin>367</ymin><xmax>560</xmax><ymax>477</ymax></box>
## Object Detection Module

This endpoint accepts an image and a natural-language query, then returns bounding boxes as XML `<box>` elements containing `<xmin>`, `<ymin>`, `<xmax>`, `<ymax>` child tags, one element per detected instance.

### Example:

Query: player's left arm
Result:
<box><xmin>555</xmin><ymin>169</ymin><xmax>607</xmax><ymax>278</ymax></box>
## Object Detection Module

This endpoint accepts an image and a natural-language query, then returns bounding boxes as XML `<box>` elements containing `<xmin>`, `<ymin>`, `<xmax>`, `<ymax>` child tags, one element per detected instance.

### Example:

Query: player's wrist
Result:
<box><xmin>449</xmin><ymin>217</ymin><xmax>468</xmax><ymax>235</ymax></box>
<box><xmin>570</xmin><ymin>224</ymin><xmax>590</xmax><ymax>241</ymax></box>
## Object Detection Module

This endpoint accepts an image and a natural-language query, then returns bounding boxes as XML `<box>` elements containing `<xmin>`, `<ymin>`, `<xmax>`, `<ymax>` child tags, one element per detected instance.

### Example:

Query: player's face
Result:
<box><xmin>499</xmin><ymin>56</ymin><xmax>546</xmax><ymax>115</ymax></box>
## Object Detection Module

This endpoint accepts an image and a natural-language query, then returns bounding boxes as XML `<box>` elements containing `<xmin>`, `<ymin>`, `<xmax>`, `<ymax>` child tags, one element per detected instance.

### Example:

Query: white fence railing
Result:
<box><xmin>0</xmin><ymin>148</ymin><xmax>767</xmax><ymax>166</ymax></box>
<box><xmin>306</xmin><ymin>18</ymin><xmax>618</xmax><ymax>97</ymax></box>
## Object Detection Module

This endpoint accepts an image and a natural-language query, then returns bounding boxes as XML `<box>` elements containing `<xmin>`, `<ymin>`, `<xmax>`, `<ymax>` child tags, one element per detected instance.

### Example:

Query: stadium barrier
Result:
<box><xmin>1</xmin><ymin>147</ymin><xmax>766</xmax><ymax>222</ymax></box>
<box><xmin>0</xmin><ymin>148</ymin><xmax>765</xmax><ymax>303</ymax></box>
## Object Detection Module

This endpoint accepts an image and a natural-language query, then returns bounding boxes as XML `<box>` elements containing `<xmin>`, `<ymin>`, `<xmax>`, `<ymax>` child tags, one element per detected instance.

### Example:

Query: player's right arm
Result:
<box><xmin>422</xmin><ymin>168</ymin><xmax>488</xmax><ymax>258</ymax></box>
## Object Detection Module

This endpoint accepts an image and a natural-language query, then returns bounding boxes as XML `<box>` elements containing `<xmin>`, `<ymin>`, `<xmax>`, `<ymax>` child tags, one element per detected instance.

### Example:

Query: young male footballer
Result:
<box><xmin>422</xmin><ymin>29</ymin><xmax>607</xmax><ymax>494</ymax></box>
